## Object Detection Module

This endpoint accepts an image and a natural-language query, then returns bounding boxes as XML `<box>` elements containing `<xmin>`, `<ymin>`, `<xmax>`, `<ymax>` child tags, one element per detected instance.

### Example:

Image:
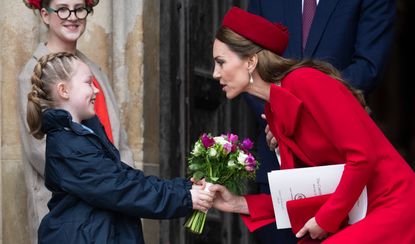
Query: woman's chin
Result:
<box><xmin>225</xmin><ymin>92</ymin><xmax>238</xmax><ymax>100</ymax></box>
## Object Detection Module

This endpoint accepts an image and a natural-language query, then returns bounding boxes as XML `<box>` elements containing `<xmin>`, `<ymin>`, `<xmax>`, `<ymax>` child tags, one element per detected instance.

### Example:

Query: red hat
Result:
<box><xmin>222</xmin><ymin>7</ymin><xmax>289</xmax><ymax>55</ymax></box>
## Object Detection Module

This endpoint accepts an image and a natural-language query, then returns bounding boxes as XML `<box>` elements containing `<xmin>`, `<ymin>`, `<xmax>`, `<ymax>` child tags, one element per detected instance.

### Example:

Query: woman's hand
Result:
<box><xmin>209</xmin><ymin>184</ymin><xmax>249</xmax><ymax>214</ymax></box>
<box><xmin>190</xmin><ymin>184</ymin><xmax>214</xmax><ymax>212</ymax></box>
<box><xmin>296</xmin><ymin>217</ymin><xmax>328</xmax><ymax>240</ymax></box>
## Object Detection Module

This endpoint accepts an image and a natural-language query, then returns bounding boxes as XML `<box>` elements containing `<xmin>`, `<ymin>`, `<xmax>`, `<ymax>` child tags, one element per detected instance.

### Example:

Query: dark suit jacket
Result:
<box><xmin>246</xmin><ymin>0</ymin><xmax>396</xmax><ymax>186</ymax></box>
<box><xmin>249</xmin><ymin>0</ymin><xmax>396</xmax><ymax>91</ymax></box>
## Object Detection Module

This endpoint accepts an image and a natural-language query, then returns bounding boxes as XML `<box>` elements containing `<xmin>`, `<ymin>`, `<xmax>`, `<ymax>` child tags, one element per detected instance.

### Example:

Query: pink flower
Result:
<box><xmin>26</xmin><ymin>0</ymin><xmax>41</xmax><ymax>9</ymax></box>
<box><xmin>242</xmin><ymin>138</ymin><xmax>254</xmax><ymax>150</ymax></box>
<box><xmin>227</xmin><ymin>133</ymin><xmax>238</xmax><ymax>143</ymax></box>
<box><xmin>85</xmin><ymin>0</ymin><xmax>99</xmax><ymax>7</ymax></box>
<box><xmin>245</xmin><ymin>165</ymin><xmax>255</xmax><ymax>172</ymax></box>
<box><xmin>223</xmin><ymin>143</ymin><xmax>232</xmax><ymax>154</ymax></box>
<box><xmin>201</xmin><ymin>133</ymin><xmax>215</xmax><ymax>148</ymax></box>
<box><xmin>86</xmin><ymin>0</ymin><xmax>94</xmax><ymax>6</ymax></box>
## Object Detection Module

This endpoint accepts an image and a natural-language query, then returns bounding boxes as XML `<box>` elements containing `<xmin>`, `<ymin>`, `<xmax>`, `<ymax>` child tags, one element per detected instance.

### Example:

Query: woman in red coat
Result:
<box><xmin>209</xmin><ymin>7</ymin><xmax>415</xmax><ymax>243</ymax></box>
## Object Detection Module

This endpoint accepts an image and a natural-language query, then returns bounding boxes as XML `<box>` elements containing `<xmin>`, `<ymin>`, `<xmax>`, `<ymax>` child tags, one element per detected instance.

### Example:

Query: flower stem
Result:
<box><xmin>184</xmin><ymin>210</ymin><xmax>207</xmax><ymax>234</ymax></box>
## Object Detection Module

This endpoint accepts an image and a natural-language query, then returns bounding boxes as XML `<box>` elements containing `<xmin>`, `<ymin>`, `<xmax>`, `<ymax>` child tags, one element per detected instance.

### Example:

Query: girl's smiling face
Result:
<box><xmin>62</xmin><ymin>60</ymin><xmax>99</xmax><ymax>122</ymax></box>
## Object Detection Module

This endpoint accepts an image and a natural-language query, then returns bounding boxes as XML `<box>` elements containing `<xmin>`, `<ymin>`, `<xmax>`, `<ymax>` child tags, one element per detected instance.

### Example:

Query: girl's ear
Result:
<box><xmin>56</xmin><ymin>82</ymin><xmax>70</xmax><ymax>99</ymax></box>
<box><xmin>247</xmin><ymin>54</ymin><xmax>258</xmax><ymax>73</ymax></box>
<box><xmin>40</xmin><ymin>8</ymin><xmax>51</xmax><ymax>25</ymax></box>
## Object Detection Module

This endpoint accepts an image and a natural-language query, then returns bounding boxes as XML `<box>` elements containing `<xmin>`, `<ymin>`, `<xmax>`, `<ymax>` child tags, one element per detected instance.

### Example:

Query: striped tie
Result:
<box><xmin>302</xmin><ymin>0</ymin><xmax>316</xmax><ymax>51</ymax></box>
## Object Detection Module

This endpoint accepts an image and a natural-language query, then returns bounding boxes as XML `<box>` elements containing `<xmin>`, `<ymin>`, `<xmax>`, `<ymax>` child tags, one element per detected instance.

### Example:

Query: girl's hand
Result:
<box><xmin>190</xmin><ymin>184</ymin><xmax>214</xmax><ymax>212</ymax></box>
<box><xmin>190</xmin><ymin>177</ymin><xmax>206</xmax><ymax>187</ymax></box>
<box><xmin>296</xmin><ymin>217</ymin><xmax>328</xmax><ymax>240</ymax></box>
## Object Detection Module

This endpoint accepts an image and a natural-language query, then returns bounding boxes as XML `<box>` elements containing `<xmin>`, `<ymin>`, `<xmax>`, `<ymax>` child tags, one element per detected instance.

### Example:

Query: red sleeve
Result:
<box><xmin>240</xmin><ymin>194</ymin><xmax>276</xmax><ymax>232</ymax></box>
<box><xmin>284</xmin><ymin>68</ymin><xmax>376</xmax><ymax>233</ymax></box>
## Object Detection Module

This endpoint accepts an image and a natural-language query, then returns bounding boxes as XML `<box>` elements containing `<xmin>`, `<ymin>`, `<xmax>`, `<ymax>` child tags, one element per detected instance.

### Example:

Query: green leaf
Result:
<box><xmin>188</xmin><ymin>163</ymin><xmax>202</xmax><ymax>171</ymax></box>
<box><xmin>210</xmin><ymin>177</ymin><xmax>219</xmax><ymax>182</ymax></box>
<box><xmin>193</xmin><ymin>171</ymin><xmax>204</xmax><ymax>181</ymax></box>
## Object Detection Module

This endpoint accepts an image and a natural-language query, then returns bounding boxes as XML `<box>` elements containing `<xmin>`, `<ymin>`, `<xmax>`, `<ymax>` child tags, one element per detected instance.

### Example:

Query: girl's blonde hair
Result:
<box><xmin>215</xmin><ymin>27</ymin><xmax>368</xmax><ymax>111</ymax></box>
<box><xmin>27</xmin><ymin>52</ymin><xmax>79</xmax><ymax>139</ymax></box>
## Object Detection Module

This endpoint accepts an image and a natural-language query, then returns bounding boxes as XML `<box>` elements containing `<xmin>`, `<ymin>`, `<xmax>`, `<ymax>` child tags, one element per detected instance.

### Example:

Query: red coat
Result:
<box><xmin>241</xmin><ymin>67</ymin><xmax>415</xmax><ymax>243</ymax></box>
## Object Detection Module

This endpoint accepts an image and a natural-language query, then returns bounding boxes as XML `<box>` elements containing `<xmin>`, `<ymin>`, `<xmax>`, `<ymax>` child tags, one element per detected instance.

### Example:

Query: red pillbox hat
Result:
<box><xmin>222</xmin><ymin>7</ymin><xmax>289</xmax><ymax>55</ymax></box>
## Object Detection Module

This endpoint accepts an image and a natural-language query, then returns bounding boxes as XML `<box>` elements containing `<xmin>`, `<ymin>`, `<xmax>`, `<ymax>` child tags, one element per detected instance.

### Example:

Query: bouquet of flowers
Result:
<box><xmin>184</xmin><ymin>133</ymin><xmax>259</xmax><ymax>234</ymax></box>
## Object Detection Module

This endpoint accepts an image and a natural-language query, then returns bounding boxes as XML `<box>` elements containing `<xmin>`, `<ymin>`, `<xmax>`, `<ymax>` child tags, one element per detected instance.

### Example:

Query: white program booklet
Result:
<box><xmin>267</xmin><ymin>164</ymin><xmax>367</xmax><ymax>229</ymax></box>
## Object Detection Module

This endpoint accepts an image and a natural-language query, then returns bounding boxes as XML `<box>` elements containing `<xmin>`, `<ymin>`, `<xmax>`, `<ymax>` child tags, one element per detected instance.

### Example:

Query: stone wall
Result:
<box><xmin>0</xmin><ymin>0</ymin><xmax>160</xmax><ymax>243</ymax></box>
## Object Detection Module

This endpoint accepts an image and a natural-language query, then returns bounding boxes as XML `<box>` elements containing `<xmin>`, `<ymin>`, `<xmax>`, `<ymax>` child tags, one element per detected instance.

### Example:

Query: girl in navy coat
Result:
<box><xmin>26</xmin><ymin>52</ymin><xmax>214</xmax><ymax>244</ymax></box>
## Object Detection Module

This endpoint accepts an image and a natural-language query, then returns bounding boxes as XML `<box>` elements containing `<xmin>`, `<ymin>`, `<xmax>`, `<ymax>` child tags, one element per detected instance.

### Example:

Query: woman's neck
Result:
<box><xmin>244</xmin><ymin>73</ymin><xmax>272</xmax><ymax>102</ymax></box>
<box><xmin>46</xmin><ymin>35</ymin><xmax>77</xmax><ymax>54</ymax></box>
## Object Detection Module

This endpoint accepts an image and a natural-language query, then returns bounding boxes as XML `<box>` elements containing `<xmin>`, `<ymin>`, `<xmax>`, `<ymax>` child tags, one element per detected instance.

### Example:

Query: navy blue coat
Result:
<box><xmin>39</xmin><ymin>109</ymin><xmax>193</xmax><ymax>244</ymax></box>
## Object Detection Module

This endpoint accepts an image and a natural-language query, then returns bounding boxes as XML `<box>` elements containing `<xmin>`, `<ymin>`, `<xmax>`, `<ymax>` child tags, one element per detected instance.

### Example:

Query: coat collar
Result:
<box><xmin>267</xmin><ymin>84</ymin><xmax>303</xmax><ymax>137</ymax></box>
<box><xmin>42</xmin><ymin>109</ymin><xmax>94</xmax><ymax>136</ymax></box>
<box><xmin>32</xmin><ymin>43</ymin><xmax>83</xmax><ymax>61</ymax></box>
<box><xmin>265</xmin><ymin>83</ymin><xmax>313</xmax><ymax>168</ymax></box>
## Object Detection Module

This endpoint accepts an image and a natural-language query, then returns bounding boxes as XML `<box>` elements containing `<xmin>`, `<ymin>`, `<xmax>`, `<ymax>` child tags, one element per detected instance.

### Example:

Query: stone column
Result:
<box><xmin>0</xmin><ymin>0</ymin><xmax>157</xmax><ymax>243</ymax></box>
<box><xmin>1</xmin><ymin>1</ymin><xmax>41</xmax><ymax>243</ymax></box>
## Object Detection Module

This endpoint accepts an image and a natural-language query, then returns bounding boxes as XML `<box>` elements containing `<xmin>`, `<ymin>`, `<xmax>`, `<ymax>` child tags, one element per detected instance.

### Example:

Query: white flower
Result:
<box><xmin>213</xmin><ymin>136</ymin><xmax>228</xmax><ymax>145</ymax></box>
<box><xmin>237</xmin><ymin>152</ymin><xmax>248</xmax><ymax>165</ymax></box>
<box><xmin>192</xmin><ymin>141</ymin><xmax>203</xmax><ymax>156</ymax></box>
<box><xmin>227</xmin><ymin>160</ymin><xmax>236</xmax><ymax>167</ymax></box>
<box><xmin>208</xmin><ymin>148</ymin><xmax>217</xmax><ymax>157</ymax></box>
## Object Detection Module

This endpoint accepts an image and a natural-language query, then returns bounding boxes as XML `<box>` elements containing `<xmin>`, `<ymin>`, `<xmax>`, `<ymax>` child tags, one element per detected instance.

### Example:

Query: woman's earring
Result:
<box><xmin>249</xmin><ymin>73</ymin><xmax>254</xmax><ymax>84</ymax></box>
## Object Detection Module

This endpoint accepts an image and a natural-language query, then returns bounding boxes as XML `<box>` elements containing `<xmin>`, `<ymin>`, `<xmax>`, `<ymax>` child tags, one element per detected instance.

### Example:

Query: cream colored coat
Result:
<box><xmin>17</xmin><ymin>43</ymin><xmax>134</xmax><ymax>244</ymax></box>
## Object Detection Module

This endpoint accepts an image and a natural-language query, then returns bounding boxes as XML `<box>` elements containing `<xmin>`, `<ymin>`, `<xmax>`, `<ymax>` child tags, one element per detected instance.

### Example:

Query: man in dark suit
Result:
<box><xmin>244</xmin><ymin>0</ymin><xmax>396</xmax><ymax>243</ymax></box>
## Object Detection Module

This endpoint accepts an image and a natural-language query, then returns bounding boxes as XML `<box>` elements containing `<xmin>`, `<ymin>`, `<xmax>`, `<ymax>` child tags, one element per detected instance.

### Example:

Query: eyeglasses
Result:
<box><xmin>47</xmin><ymin>7</ymin><xmax>90</xmax><ymax>20</ymax></box>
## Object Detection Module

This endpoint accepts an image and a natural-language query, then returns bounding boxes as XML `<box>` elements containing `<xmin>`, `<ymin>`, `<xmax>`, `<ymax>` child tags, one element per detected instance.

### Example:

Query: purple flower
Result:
<box><xmin>242</xmin><ymin>138</ymin><xmax>254</xmax><ymax>150</ymax></box>
<box><xmin>201</xmin><ymin>133</ymin><xmax>215</xmax><ymax>148</ymax></box>
<box><xmin>246</xmin><ymin>153</ymin><xmax>256</xmax><ymax>165</ymax></box>
<box><xmin>227</xmin><ymin>133</ymin><xmax>238</xmax><ymax>143</ymax></box>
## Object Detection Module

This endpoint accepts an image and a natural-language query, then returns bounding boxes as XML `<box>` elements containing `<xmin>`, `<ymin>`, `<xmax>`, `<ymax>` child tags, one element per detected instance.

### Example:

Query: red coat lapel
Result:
<box><xmin>265</xmin><ymin>84</ymin><xmax>313</xmax><ymax>169</ymax></box>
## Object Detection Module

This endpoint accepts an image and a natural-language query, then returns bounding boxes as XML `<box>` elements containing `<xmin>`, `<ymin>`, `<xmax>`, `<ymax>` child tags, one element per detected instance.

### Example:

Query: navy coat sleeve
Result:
<box><xmin>248</xmin><ymin>0</ymin><xmax>262</xmax><ymax>15</ymax></box>
<box><xmin>48</xmin><ymin>142</ymin><xmax>192</xmax><ymax>219</ymax></box>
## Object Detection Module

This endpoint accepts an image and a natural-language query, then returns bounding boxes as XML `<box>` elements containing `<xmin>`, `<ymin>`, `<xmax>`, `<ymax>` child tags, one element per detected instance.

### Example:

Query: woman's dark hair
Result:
<box><xmin>215</xmin><ymin>27</ymin><xmax>368</xmax><ymax>111</ymax></box>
